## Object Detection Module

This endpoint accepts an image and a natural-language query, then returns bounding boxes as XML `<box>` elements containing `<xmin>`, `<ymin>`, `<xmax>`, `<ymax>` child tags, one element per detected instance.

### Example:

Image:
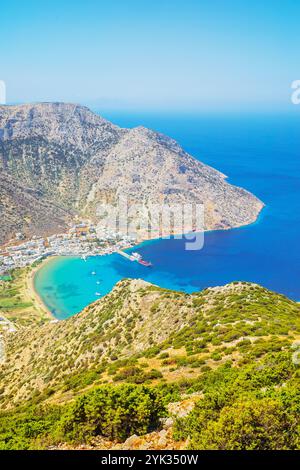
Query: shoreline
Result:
<box><xmin>31</xmin><ymin>208</ymin><xmax>266</xmax><ymax>319</ymax></box>
<box><xmin>28</xmin><ymin>256</ymin><xmax>58</xmax><ymax>319</ymax></box>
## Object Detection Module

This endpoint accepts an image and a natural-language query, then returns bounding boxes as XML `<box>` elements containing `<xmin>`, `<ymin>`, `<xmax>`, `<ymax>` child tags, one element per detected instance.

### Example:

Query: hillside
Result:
<box><xmin>1</xmin><ymin>279</ymin><xmax>299</xmax><ymax>407</ymax></box>
<box><xmin>0</xmin><ymin>277</ymin><xmax>299</xmax><ymax>450</ymax></box>
<box><xmin>0</xmin><ymin>103</ymin><xmax>264</xmax><ymax>244</ymax></box>
<box><xmin>0</xmin><ymin>172</ymin><xmax>71</xmax><ymax>244</ymax></box>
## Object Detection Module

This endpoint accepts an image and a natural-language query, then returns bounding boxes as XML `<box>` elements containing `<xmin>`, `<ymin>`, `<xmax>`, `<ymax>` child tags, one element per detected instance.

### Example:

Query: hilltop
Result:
<box><xmin>0</xmin><ymin>103</ymin><xmax>263</xmax><ymax>244</ymax></box>
<box><xmin>0</xmin><ymin>277</ymin><xmax>299</xmax><ymax>450</ymax></box>
<box><xmin>1</xmin><ymin>278</ymin><xmax>299</xmax><ymax>407</ymax></box>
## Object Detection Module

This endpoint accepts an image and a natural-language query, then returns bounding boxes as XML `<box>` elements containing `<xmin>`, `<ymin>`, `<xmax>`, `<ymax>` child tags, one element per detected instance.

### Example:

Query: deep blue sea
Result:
<box><xmin>34</xmin><ymin>111</ymin><xmax>300</xmax><ymax>319</ymax></box>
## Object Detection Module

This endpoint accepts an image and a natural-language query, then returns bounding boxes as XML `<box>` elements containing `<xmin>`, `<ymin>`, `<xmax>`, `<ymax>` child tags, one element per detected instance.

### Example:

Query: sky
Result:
<box><xmin>0</xmin><ymin>0</ymin><xmax>299</xmax><ymax>111</ymax></box>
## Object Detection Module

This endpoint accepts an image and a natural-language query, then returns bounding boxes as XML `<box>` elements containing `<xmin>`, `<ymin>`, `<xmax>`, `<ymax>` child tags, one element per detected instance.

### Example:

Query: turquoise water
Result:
<box><xmin>34</xmin><ymin>112</ymin><xmax>300</xmax><ymax>319</ymax></box>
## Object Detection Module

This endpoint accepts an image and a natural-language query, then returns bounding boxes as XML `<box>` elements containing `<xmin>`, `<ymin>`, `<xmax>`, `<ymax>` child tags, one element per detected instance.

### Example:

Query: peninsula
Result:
<box><xmin>0</xmin><ymin>103</ymin><xmax>264</xmax><ymax>248</ymax></box>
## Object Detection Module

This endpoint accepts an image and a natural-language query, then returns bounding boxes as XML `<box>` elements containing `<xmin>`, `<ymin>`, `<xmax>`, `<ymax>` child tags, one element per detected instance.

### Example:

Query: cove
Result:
<box><xmin>34</xmin><ymin>111</ymin><xmax>300</xmax><ymax>319</ymax></box>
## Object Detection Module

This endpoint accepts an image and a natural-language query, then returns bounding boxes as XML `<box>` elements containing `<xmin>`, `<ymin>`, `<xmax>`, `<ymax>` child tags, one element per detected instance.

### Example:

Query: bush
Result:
<box><xmin>57</xmin><ymin>383</ymin><xmax>165</xmax><ymax>442</ymax></box>
<box><xmin>0</xmin><ymin>405</ymin><xmax>62</xmax><ymax>450</ymax></box>
<box><xmin>114</xmin><ymin>366</ymin><xmax>163</xmax><ymax>384</ymax></box>
<box><xmin>174</xmin><ymin>351</ymin><xmax>300</xmax><ymax>450</ymax></box>
<box><xmin>0</xmin><ymin>384</ymin><xmax>166</xmax><ymax>448</ymax></box>
<box><xmin>159</xmin><ymin>352</ymin><xmax>169</xmax><ymax>359</ymax></box>
<box><xmin>187</xmin><ymin>398</ymin><xmax>298</xmax><ymax>450</ymax></box>
<box><xmin>143</xmin><ymin>345</ymin><xmax>162</xmax><ymax>358</ymax></box>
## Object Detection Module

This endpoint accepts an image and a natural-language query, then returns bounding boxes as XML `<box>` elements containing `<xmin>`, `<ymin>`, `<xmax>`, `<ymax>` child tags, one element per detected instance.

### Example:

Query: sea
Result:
<box><xmin>34</xmin><ymin>110</ymin><xmax>300</xmax><ymax>319</ymax></box>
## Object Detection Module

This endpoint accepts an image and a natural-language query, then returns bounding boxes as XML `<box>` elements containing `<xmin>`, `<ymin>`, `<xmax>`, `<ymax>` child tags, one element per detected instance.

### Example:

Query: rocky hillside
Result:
<box><xmin>0</xmin><ymin>172</ymin><xmax>71</xmax><ymax>243</ymax></box>
<box><xmin>0</xmin><ymin>102</ymin><xmax>264</xmax><ymax>244</ymax></box>
<box><xmin>1</xmin><ymin>279</ymin><xmax>299</xmax><ymax>408</ymax></box>
<box><xmin>0</xmin><ymin>277</ymin><xmax>299</xmax><ymax>450</ymax></box>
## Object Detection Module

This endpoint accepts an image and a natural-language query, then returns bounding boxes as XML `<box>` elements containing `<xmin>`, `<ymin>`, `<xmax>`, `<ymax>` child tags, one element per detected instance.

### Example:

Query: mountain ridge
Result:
<box><xmin>0</xmin><ymin>102</ymin><xmax>264</xmax><ymax>244</ymax></box>
<box><xmin>0</xmin><ymin>268</ymin><xmax>299</xmax><ymax>450</ymax></box>
<box><xmin>1</xmin><ymin>277</ymin><xmax>299</xmax><ymax>409</ymax></box>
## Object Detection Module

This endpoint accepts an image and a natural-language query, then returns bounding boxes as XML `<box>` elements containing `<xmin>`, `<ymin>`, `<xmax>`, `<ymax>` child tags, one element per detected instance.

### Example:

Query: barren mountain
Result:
<box><xmin>0</xmin><ymin>102</ymin><xmax>264</xmax><ymax>244</ymax></box>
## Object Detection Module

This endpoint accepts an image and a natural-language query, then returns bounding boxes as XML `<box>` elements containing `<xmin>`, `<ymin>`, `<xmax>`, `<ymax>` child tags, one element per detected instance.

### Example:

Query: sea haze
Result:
<box><xmin>34</xmin><ymin>111</ymin><xmax>300</xmax><ymax>319</ymax></box>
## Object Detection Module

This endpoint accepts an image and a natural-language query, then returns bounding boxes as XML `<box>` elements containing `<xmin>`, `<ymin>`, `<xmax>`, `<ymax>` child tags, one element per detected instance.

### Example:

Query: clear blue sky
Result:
<box><xmin>0</xmin><ymin>0</ymin><xmax>299</xmax><ymax>110</ymax></box>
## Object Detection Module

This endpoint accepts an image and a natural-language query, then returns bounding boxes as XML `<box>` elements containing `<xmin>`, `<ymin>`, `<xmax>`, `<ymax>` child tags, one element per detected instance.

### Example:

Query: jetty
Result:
<box><xmin>117</xmin><ymin>250</ymin><xmax>152</xmax><ymax>267</ymax></box>
<box><xmin>117</xmin><ymin>250</ymin><xmax>134</xmax><ymax>261</ymax></box>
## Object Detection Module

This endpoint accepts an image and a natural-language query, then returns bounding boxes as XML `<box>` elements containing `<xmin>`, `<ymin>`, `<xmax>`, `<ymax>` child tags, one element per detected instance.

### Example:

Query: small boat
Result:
<box><xmin>138</xmin><ymin>259</ymin><xmax>152</xmax><ymax>267</ymax></box>
<box><xmin>91</xmin><ymin>271</ymin><xmax>96</xmax><ymax>275</ymax></box>
<box><xmin>95</xmin><ymin>292</ymin><xmax>101</xmax><ymax>296</ymax></box>
<box><xmin>96</xmin><ymin>280</ymin><xmax>101</xmax><ymax>285</ymax></box>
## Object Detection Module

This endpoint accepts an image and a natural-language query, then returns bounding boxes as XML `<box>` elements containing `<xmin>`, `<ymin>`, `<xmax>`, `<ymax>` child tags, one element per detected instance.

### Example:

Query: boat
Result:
<box><xmin>132</xmin><ymin>252</ymin><xmax>152</xmax><ymax>267</ymax></box>
<box><xmin>91</xmin><ymin>271</ymin><xmax>96</xmax><ymax>275</ymax></box>
<box><xmin>117</xmin><ymin>250</ymin><xmax>152</xmax><ymax>267</ymax></box>
<box><xmin>138</xmin><ymin>259</ymin><xmax>152</xmax><ymax>267</ymax></box>
<box><xmin>95</xmin><ymin>292</ymin><xmax>101</xmax><ymax>296</ymax></box>
<box><xmin>131</xmin><ymin>252</ymin><xmax>142</xmax><ymax>261</ymax></box>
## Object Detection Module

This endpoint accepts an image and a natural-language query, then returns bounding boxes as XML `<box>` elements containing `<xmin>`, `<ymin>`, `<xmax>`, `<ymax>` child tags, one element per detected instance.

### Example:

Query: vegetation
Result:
<box><xmin>174</xmin><ymin>352</ymin><xmax>300</xmax><ymax>449</ymax></box>
<box><xmin>0</xmin><ymin>383</ymin><xmax>169</xmax><ymax>449</ymax></box>
<box><xmin>0</xmin><ymin>277</ymin><xmax>299</xmax><ymax>449</ymax></box>
<box><xmin>0</xmin><ymin>350</ymin><xmax>298</xmax><ymax>450</ymax></box>
<box><xmin>0</xmin><ymin>267</ymin><xmax>49</xmax><ymax>326</ymax></box>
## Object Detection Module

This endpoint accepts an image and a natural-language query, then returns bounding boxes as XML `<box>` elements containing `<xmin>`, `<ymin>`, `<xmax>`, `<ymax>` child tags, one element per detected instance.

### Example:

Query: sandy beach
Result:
<box><xmin>27</xmin><ymin>257</ymin><xmax>57</xmax><ymax>320</ymax></box>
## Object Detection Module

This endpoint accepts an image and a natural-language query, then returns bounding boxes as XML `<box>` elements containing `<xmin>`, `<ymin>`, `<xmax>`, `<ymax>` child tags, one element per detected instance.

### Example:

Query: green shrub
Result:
<box><xmin>186</xmin><ymin>397</ymin><xmax>299</xmax><ymax>450</ymax></box>
<box><xmin>57</xmin><ymin>383</ymin><xmax>165</xmax><ymax>442</ymax></box>
<box><xmin>114</xmin><ymin>367</ymin><xmax>163</xmax><ymax>384</ymax></box>
<box><xmin>174</xmin><ymin>351</ymin><xmax>300</xmax><ymax>450</ymax></box>
<box><xmin>159</xmin><ymin>352</ymin><xmax>169</xmax><ymax>359</ymax></box>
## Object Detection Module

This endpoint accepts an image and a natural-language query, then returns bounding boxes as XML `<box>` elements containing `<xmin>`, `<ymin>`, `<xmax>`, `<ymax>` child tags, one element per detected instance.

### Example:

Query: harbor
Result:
<box><xmin>0</xmin><ymin>222</ymin><xmax>137</xmax><ymax>276</ymax></box>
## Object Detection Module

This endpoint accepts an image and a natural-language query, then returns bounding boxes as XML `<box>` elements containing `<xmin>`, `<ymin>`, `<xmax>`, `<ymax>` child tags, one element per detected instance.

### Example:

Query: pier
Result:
<box><xmin>117</xmin><ymin>250</ymin><xmax>152</xmax><ymax>267</ymax></box>
<box><xmin>116</xmin><ymin>250</ymin><xmax>135</xmax><ymax>261</ymax></box>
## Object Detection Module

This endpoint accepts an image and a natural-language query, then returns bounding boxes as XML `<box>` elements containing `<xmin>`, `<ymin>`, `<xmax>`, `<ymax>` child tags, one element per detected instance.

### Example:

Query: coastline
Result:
<box><xmin>32</xmin><ymin>207</ymin><xmax>266</xmax><ymax>319</ymax></box>
<box><xmin>28</xmin><ymin>256</ymin><xmax>58</xmax><ymax>319</ymax></box>
<box><xmin>31</xmin><ymin>201</ymin><xmax>267</xmax><ymax>318</ymax></box>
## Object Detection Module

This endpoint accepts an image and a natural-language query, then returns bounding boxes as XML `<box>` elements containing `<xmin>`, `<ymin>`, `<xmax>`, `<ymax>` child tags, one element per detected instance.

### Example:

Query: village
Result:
<box><xmin>0</xmin><ymin>222</ymin><xmax>136</xmax><ymax>277</ymax></box>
